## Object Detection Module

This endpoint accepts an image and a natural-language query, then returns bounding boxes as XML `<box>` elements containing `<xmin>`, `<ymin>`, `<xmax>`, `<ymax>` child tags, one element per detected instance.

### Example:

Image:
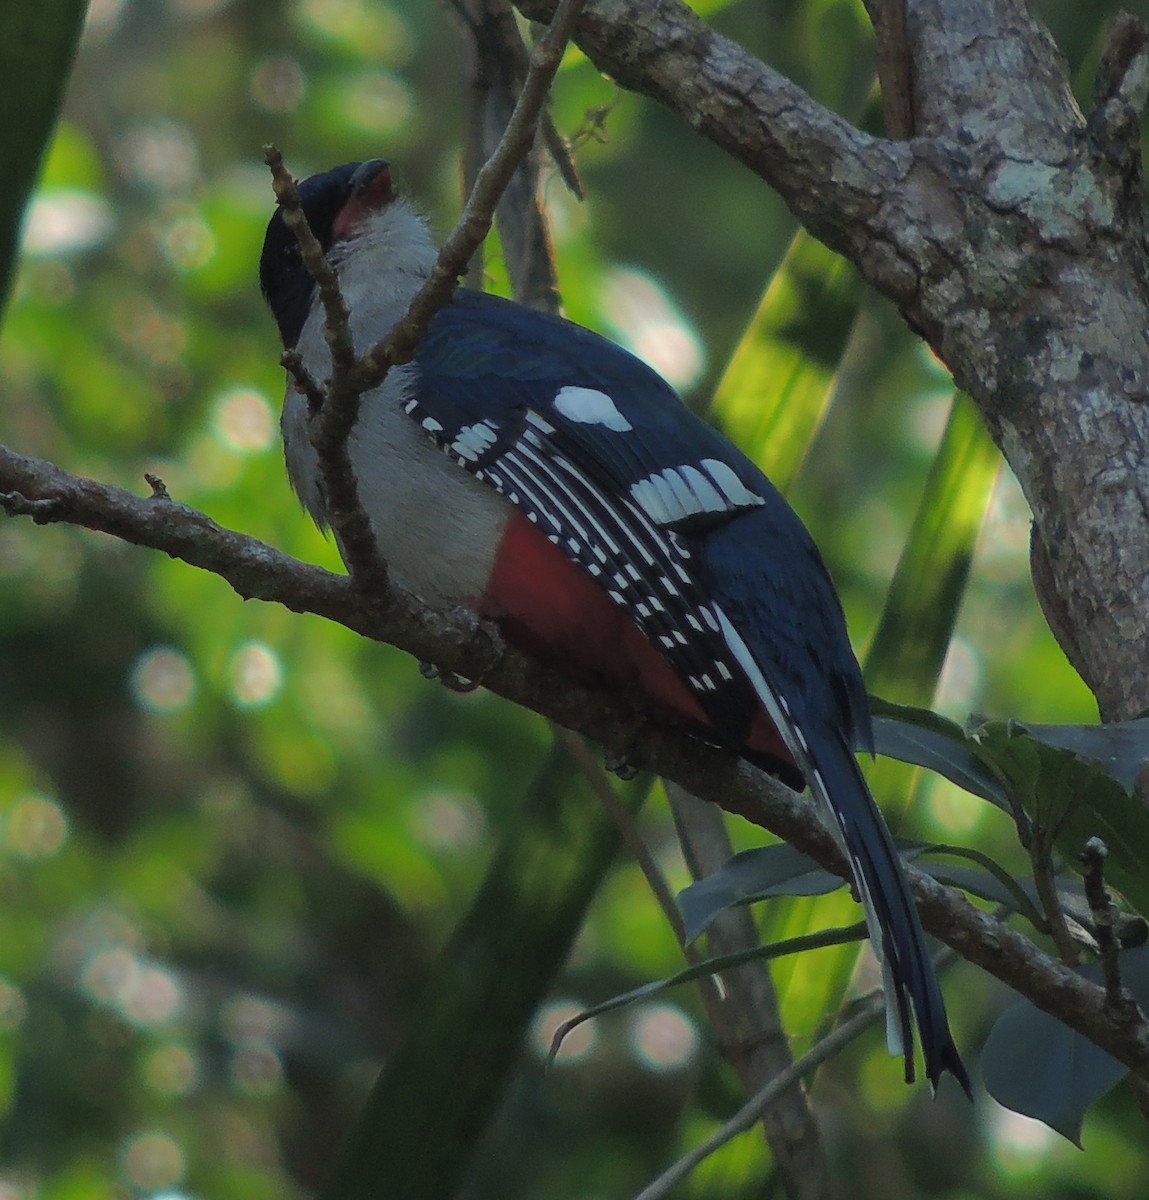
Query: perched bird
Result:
<box><xmin>260</xmin><ymin>159</ymin><xmax>969</xmax><ymax>1093</ymax></box>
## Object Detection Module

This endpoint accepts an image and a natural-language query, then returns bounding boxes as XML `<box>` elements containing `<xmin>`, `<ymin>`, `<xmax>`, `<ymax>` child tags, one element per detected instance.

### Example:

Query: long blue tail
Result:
<box><xmin>803</xmin><ymin>724</ymin><xmax>970</xmax><ymax>1093</ymax></box>
<box><xmin>696</xmin><ymin>505</ymin><xmax>968</xmax><ymax>1091</ymax></box>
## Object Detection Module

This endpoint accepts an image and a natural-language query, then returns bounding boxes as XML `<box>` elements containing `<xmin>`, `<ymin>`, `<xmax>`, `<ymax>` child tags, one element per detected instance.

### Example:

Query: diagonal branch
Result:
<box><xmin>513</xmin><ymin>0</ymin><xmax>909</xmax><ymax>270</ymax></box>
<box><xmin>260</xmin><ymin>0</ymin><xmax>586</xmax><ymax>604</ymax></box>
<box><xmin>351</xmin><ymin>0</ymin><xmax>586</xmax><ymax>390</ymax></box>
<box><xmin>633</xmin><ymin>994</ymin><xmax>886</xmax><ymax>1200</ymax></box>
<box><xmin>4</xmin><ymin>440</ymin><xmax>1149</xmax><ymax>1080</ymax></box>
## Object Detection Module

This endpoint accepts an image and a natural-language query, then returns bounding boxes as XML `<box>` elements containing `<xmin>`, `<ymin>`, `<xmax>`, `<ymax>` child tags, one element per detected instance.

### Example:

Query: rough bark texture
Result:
<box><xmin>514</xmin><ymin>0</ymin><xmax>1149</xmax><ymax>724</ymax></box>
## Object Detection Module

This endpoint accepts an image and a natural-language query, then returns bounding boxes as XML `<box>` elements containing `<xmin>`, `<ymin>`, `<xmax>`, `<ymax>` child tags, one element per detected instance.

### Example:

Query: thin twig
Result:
<box><xmin>281</xmin><ymin>348</ymin><xmax>327</xmax><ymax>416</ymax></box>
<box><xmin>1029</xmin><ymin>826</ymin><xmax>1079</xmax><ymax>967</ymax></box>
<box><xmin>631</xmin><ymin>995</ymin><xmax>886</xmax><ymax>1200</ymax></box>
<box><xmin>352</xmin><ymin>0</ymin><xmax>586</xmax><ymax>388</ymax></box>
<box><xmin>864</xmin><ymin>0</ymin><xmax>915</xmax><ymax>138</ymax></box>
<box><xmin>459</xmin><ymin>0</ymin><xmax>564</xmax><ymax>310</ymax></box>
<box><xmin>264</xmin><ymin>143</ymin><xmax>391</xmax><ymax>602</ymax></box>
<box><xmin>553</xmin><ymin>728</ymin><xmax>684</xmax><ymax>943</ymax></box>
<box><xmin>1081</xmin><ymin>837</ymin><xmax>1137</xmax><ymax>1018</ymax></box>
<box><xmin>263</xmin><ymin>147</ymin><xmax>357</xmax><ymax>377</ymax></box>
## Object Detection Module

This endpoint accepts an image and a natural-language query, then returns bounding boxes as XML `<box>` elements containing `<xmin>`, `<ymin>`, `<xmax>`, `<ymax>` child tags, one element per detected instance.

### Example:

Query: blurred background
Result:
<box><xmin>0</xmin><ymin>0</ymin><xmax>1143</xmax><ymax>1196</ymax></box>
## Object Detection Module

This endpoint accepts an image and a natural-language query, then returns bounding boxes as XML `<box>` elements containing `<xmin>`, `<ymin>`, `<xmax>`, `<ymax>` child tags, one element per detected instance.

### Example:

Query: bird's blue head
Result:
<box><xmin>259</xmin><ymin>159</ymin><xmax>393</xmax><ymax>349</ymax></box>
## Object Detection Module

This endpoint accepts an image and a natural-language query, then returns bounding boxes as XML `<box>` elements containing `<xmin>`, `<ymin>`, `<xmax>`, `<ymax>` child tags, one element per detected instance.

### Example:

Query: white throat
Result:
<box><xmin>328</xmin><ymin>199</ymin><xmax>438</xmax><ymax>352</ymax></box>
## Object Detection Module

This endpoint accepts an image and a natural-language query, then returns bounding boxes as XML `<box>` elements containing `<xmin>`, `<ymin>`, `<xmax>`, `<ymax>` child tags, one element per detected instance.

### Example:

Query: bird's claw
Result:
<box><xmin>604</xmin><ymin>750</ymin><xmax>638</xmax><ymax>781</ymax></box>
<box><xmin>418</xmin><ymin>661</ymin><xmax>478</xmax><ymax>692</ymax></box>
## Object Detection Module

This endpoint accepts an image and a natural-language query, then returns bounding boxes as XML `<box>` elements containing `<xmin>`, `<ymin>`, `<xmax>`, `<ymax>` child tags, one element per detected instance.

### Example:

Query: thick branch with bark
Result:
<box><xmin>514</xmin><ymin>0</ymin><xmax>1149</xmax><ymax>723</ymax></box>
<box><xmin>2</xmin><ymin>442</ymin><xmax>1148</xmax><ymax>1079</ymax></box>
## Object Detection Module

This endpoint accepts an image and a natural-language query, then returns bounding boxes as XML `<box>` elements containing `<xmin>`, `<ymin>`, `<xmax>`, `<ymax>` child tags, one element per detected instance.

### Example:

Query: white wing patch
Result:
<box><xmin>630</xmin><ymin>459</ymin><xmax>766</xmax><ymax>525</ymax></box>
<box><xmin>401</xmin><ymin>391</ymin><xmax>769</xmax><ymax>743</ymax></box>
<box><xmin>702</xmin><ymin>459</ymin><xmax>767</xmax><ymax>509</ymax></box>
<box><xmin>553</xmin><ymin>385</ymin><xmax>633</xmax><ymax>432</ymax></box>
<box><xmin>451</xmin><ymin>420</ymin><xmax>499</xmax><ymax>462</ymax></box>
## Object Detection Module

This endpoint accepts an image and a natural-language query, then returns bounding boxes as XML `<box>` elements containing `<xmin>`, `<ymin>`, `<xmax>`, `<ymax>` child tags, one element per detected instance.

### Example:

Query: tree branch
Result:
<box><xmin>668</xmin><ymin>784</ymin><xmax>830</xmax><ymax>1200</ymax></box>
<box><xmin>258</xmin><ymin>0</ymin><xmax>585</xmax><ymax>609</ymax></box>
<box><xmin>632</xmin><ymin>994</ymin><xmax>886</xmax><ymax>1200</ymax></box>
<box><xmin>4</xmin><ymin>440</ymin><xmax>1149</xmax><ymax>1078</ymax></box>
<box><xmin>512</xmin><ymin>0</ymin><xmax>1149</xmax><ymax>725</ymax></box>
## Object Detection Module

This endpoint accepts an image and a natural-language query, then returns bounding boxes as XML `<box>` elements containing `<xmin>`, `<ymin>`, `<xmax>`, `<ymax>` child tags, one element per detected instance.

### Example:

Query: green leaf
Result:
<box><xmin>870</xmin><ymin>698</ymin><xmax>1009</xmax><ymax>809</ymax></box>
<box><xmin>864</xmin><ymin>392</ymin><xmax>1000</xmax><ymax>704</ymax></box>
<box><xmin>677</xmin><ymin>842</ymin><xmax>848</xmax><ymax>942</ymax></box>
<box><xmin>1018</xmin><ymin>719</ymin><xmax>1149</xmax><ymax>794</ymax></box>
<box><xmin>871</xmin><ymin>701</ymin><xmax>1149</xmax><ymax>917</ymax></box>
<box><xmin>675</xmin><ymin>840</ymin><xmax>1025</xmax><ymax>942</ymax></box>
<box><xmin>981</xmin><ymin>945</ymin><xmax>1149</xmax><ymax>1144</ymax></box>
<box><xmin>711</xmin><ymin>231</ymin><xmax>862</xmax><ymax>489</ymax></box>
<box><xmin>969</xmin><ymin>719</ymin><xmax>1149</xmax><ymax>918</ymax></box>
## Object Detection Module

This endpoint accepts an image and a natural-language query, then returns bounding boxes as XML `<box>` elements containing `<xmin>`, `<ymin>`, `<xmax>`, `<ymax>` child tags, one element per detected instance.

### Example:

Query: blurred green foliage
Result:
<box><xmin>0</xmin><ymin>0</ymin><xmax>1145</xmax><ymax>1198</ymax></box>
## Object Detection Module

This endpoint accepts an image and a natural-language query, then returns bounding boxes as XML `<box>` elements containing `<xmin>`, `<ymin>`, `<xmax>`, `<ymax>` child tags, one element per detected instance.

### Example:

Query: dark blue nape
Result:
<box><xmin>259</xmin><ymin>161</ymin><xmax>366</xmax><ymax>349</ymax></box>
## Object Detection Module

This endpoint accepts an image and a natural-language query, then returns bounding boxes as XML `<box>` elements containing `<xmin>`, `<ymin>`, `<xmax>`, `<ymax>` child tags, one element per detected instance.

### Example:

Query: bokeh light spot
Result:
<box><xmin>342</xmin><ymin>71</ymin><xmax>412</xmax><ymax>134</ymax></box>
<box><xmin>530</xmin><ymin>1000</ymin><xmax>596</xmax><ymax>1064</ymax></box>
<box><xmin>986</xmin><ymin>1105</ymin><xmax>1060</xmax><ymax>1177</ymax></box>
<box><xmin>118</xmin><ymin>120</ymin><xmax>200</xmax><ymax>192</ymax></box>
<box><xmin>22</xmin><ymin>190</ymin><xmax>114</xmax><ymax>256</ymax></box>
<box><xmin>600</xmin><ymin>268</ymin><xmax>705</xmax><ymax>391</ymax></box>
<box><xmin>5</xmin><ymin>794</ymin><xmax>68</xmax><ymax>859</ymax></box>
<box><xmin>220</xmin><ymin>993</ymin><xmax>296</xmax><ymax>1044</ymax></box>
<box><xmin>935</xmin><ymin>637</ymin><xmax>983</xmax><ymax>714</ymax></box>
<box><xmin>160</xmin><ymin>213</ymin><xmax>216</xmax><ymax>270</ymax></box>
<box><xmin>0</xmin><ymin>980</ymin><xmax>27</xmax><ymax>1032</ymax></box>
<box><xmin>298</xmin><ymin>0</ymin><xmax>414</xmax><ymax>62</ymax></box>
<box><xmin>82</xmin><ymin>947</ymin><xmax>137</xmax><ymax>1006</ymax></box>
<box><xmin>144</xmin><ymin>1044</ymin><xmax>199</xmax><ymax>1097</ymax></box>
<box><xmin>250</xmin><ymin>56</ymin><xmax>306</xmax><ymax>113</ymax></box>
<box><xmin>131</xmin><ymin>647</ymin><xmax>196</xmax><ymax>713</ymax></box>
<box><xmin>228</xmin><ymin>642</ymin><xmax>283</xmax><ymax>708</ymax></box>
<box><xmin>122</xmin><ymin>966</ymin><xmax>182</xmax><ymax>1025</ymax></box>
<box><xmin>409</xmin><ymin>791</ymin><xmax>486</xmax><ymax>852</ymax></box>
<box><xmin>119</xmin><ymin>1130</ymin><xmax>185</xmax><ymax>1192</ymax></box>
<box><xmin>629</xmin><ymin>1002</ymin><xmax>699</xmax><ymax>1072</ymax></box>
<box><xmin>212</xmin><ymin>387</ymin><xmax>275</xmax><ymax>453</ymax></box>
<box><xmin>230</xmin><ymin>1042</ymin><xmax>285</xmax><ymax>1096</ymax></box>
<box><xmin>925</xmin><ymin>778</ymin><xmax>983</xmax><ymax>836</ymax></box>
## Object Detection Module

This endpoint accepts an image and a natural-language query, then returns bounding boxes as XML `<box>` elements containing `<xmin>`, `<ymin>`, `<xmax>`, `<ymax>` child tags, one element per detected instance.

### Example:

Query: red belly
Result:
<box><xmin>478</xmin><ymin>511</ymin><xmax>795</xmax><ymax>773</ymax></box>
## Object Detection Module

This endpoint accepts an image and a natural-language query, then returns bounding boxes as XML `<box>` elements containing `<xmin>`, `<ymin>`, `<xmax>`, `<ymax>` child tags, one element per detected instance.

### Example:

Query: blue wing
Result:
<box><xmin>406</xmin><ymin>288</ymin><xmax>869</xmax><ymax>752</ymax></box>
<box><xmin>403</xmin><ymin>289</ymin><xmax>966</xmax><ymax>1091</ymax></box>
<box><xmin>410</xmin><ymin>290</ymin><xmax>770</xmax><ymax>514</ymax></box>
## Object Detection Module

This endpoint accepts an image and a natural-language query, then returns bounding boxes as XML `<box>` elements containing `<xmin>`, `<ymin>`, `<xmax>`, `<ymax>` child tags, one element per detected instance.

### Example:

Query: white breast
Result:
<box><xmin>280</xmin><ymin>201</ymin><xmax>513</xmax><ymax>608</ymax></box>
